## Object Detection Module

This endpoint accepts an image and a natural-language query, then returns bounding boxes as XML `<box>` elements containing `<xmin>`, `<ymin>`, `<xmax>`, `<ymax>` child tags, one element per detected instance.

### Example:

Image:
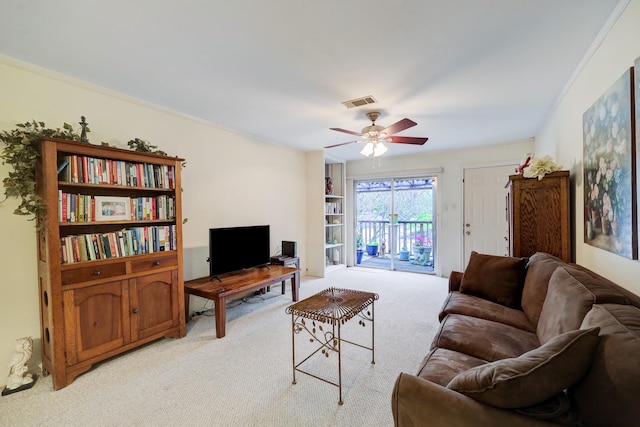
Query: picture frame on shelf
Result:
<box><xmin>94</xmin><ymin>196</ymin><xmax>131</xmax><ymax>221</ymax></box>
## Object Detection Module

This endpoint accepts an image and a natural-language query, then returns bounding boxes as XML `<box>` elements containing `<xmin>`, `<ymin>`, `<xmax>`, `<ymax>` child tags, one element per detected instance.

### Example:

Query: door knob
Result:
<box><xmin>465</xmin><ymin>224</ymin><xmax>470</xmax><ymax>227</ymax></box>
<box><xmin>465</xmin><ymin>231</ymin><xmax>471</xmax><ymax>235</ymax></box>
<box><xmin>132</xmin><ymin>308</ymin><xmax>139</xmax><ymax>314</ymax></box>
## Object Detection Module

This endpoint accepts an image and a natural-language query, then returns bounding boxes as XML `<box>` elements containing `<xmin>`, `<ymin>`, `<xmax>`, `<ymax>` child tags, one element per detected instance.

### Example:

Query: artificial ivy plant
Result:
<box><xmin>126</xmin><ymin>138</ymin><xmax>167</xmax><ymax>156</ymax></box>
<box><xmin>0</xmin><ymin>120</ymin><xmax>174</xmax><ymax>224</ymax></box>
<box><xmin>0</xmin><ymin>121</ymin><xmax>84</xmax><ymax>221</ymax></box>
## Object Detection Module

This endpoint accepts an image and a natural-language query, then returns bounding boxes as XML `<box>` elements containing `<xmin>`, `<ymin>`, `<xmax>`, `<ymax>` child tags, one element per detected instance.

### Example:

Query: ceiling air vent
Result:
<box><xmin>342</xmin><ymin>95</ymin><xmax>377</xmax><ymax>109</ymax></box>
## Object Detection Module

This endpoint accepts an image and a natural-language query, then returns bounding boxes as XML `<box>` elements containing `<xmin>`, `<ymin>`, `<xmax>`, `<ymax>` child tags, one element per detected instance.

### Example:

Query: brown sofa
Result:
<box><xmin>392</xmin><ymin>252</ymin><xmax>640</xmax><ymax>426</ymax></box>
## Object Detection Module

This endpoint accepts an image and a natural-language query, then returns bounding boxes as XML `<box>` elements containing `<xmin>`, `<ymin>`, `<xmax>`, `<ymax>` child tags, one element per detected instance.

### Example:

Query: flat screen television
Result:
<box><xmin>209</xmin><ymin>225</ymin><xmax>270</xmax><ymax>279</ymax></box>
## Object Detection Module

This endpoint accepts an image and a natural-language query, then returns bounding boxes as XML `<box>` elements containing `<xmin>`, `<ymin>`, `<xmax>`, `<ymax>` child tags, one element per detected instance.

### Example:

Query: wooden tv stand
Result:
<box><xmin>184</xmin><ymin>265</ymin><xmax>300</xmax><ymax>338</ymax></box>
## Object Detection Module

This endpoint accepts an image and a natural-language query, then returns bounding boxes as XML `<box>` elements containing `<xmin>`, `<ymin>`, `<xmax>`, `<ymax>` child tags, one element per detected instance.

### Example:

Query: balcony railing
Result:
<box><xmin>357</xmin><ymin>219</ymin><xmax>434</xmax><ymax>255</ymax></box>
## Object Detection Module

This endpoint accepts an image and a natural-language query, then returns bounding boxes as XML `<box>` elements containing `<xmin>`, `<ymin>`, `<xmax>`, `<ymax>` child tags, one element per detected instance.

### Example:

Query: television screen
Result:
<box><xmin>209</xmin><ymin>225</ymin><xmax>270</xmax><ymax>278</ymax></box>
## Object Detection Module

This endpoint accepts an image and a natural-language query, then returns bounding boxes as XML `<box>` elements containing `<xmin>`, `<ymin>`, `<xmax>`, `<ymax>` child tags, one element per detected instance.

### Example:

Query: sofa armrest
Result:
<box><xmin>392</xmin><ymin>373</ymin><xmax>557</xmax><ymax>427</ymax></box>
<box><xmin>449</xmin><ymin>271</ymin><xmax>463</xmax><ymax>292</ymax></box>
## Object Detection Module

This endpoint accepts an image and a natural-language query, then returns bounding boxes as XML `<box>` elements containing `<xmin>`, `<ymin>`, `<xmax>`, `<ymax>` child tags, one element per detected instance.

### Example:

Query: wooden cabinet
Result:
<box><xmin>507</xmin><ymin>171</ymin><xmax>571</xmax><ymax>262</ymax></box>
<box><xmin>36</xmin><ymin>138</ymin><xmax>185</xmax><ymax>389</ymax></box>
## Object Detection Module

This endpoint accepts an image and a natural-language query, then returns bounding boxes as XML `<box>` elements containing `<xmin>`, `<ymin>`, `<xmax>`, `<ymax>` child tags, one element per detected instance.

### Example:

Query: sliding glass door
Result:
<box><xmin>355</xmin><ymin>176</ymin><xmax>435</xmax><ymax>273</ymax></box>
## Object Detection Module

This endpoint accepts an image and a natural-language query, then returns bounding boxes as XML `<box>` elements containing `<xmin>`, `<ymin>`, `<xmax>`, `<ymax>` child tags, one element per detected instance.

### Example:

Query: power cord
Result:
<box><xmin>192</xmin><ymin>308</ymin><xmax>214</xmax><ymax>317</ymax></box>
<box><xmin>191</xmin><ymin>291</ymin><xmax>280</xmax><ymax>317</ymax></box>
<box><xmin>192</xmin><ymin>299</ymin><xmax>214</xmax><ymax>317</ymax></box>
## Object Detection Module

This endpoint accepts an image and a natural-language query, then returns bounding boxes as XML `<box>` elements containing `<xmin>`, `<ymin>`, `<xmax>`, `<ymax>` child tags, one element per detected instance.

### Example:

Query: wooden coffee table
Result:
<box><xmin>185</xmin><ymin>265</ymin><xmax>300</xmax><ymax>338</ymax></box>
<box><xmin>286</xmin><ymin>287</ymin><xmax>378</xmax><ymax>405</ymax></box>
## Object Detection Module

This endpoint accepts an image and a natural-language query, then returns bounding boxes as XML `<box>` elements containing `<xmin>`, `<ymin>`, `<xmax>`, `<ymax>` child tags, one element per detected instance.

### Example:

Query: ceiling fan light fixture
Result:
<box><xmin>360</xmin><ymin>142</ymin><xmax>375</xmax><ymax>157</ymax></box>
<box><xmin>360</xmin><ymin>140</ymin><xmax>388</xmax><ymax>157</ymax></box>
<box><xmin>373</xmin><ymin>142</ymin><xmax>387</xmax><ymax>157</ymax></box>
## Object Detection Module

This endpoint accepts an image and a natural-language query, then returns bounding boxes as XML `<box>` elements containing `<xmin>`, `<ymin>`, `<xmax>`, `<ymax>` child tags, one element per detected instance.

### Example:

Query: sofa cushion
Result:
<box><xmin>447</xmin><ymin>327</ymin><xmax>600</xmax><ymax>409</ymax></box>
<box><xmin>537</xmin><ymin>266</ymin><xmax>629</xmax><ymax>344</ymax></box>
<box><xmin>416</xmin><ymin>347</ymin><xmax>487</xmax><ymax>387</ymax></box>
<box><xmin>460</xmin><ymin>252</ymin><xmax>527</xmax><ymax>309</ymax></box>
<box><xmin>570</xmin><ymin>304</ymin><xmax>640</xmax><ymax>427</ymax></box>
<box><xmin>514</xmin><ymin>393</ymin><xmax>578</xmax><ymax>426</ymax></box>
<box><xmin>439</xmin><ymin>291</ymin><xmax>535</xmax><ymax>332</ymax></box>
<box><xmin>521</xmin><ymin>252</ymin><xmax>566</xmax><ymax>327</ymax></box>
<box><xmin>571</xmin><ymin>263</ymin><xmax>640</xmax><ymax>307</ymax></box>
<box><xmin>432</xmin><ymin>314</ymin><xmax>539</xmax><ymax>362</ymax></box>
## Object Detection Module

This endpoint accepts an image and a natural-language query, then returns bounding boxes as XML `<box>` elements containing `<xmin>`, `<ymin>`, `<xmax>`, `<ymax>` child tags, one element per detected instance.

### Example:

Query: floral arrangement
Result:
<box><xmin>414</xmin><ymin>235</ymin><xmax>432</xmax><ymax>247</ymax></box>
<box><xmin>522</xmin><ymin>155</ymin><xmax>562</xmax><ymax>180</ymax></box>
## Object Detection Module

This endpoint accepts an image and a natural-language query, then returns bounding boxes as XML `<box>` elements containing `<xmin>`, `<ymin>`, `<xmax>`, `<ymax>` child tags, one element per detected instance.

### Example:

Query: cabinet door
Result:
<box><xmin>63</xmin><ymin>280</ymin><xmax>131</xmax><ymax>365</ymax></box>
<box><xmin>511</xmin><ymin>176</ymin><xmax>569</xmax><ymax>261</ymax></box>
<box><xmin>130</xmin><ymin>270</ymin><xmax>179</xmax><ymax>341</ymax></box>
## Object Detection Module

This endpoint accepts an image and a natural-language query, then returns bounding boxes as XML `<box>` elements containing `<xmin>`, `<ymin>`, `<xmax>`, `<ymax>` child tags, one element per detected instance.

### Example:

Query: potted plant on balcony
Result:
<box><xmin>412</xmin><ymin>235</ymin><xmax>432</xmax><ymax>266</ymax></box>
<box><xmin>356</xmin><ymin>233</ymin><xmax>364</xmax><ymax>264</ymax></box>
<box><xmin>399</xmin><ymin>246</ymin><xmax>410</xmax><ymax>261</ymax></box>
<box><xmin>365</xmin><ymin>239</ymin><xmax>379</xmax><ymax>256</ymax></box>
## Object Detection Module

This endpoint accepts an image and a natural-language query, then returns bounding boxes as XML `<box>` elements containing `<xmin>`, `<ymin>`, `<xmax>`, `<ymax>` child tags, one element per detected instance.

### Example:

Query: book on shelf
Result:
<box><xmin>77</xmin><ymin>237</ymin><xmax>86</xmax><ymax>262</ymax></box>
<box><xmin>86</xmin><ymin>235</ymin><xmax>96</xmax><ymax>260</ymax></box>
<box><xmin>101</xmin><ymin>235</ymin><xmax>112</xmax><ymax>258</ymax></box>
<box><xmin>78</xmin><ymin>196</ymin><xmax>84</xmax><ymax>222</ymax></box>
<box><xmin>325</xmin><ymin>201</ymin><xmax>342</xmax><ymax>214</ymax></box>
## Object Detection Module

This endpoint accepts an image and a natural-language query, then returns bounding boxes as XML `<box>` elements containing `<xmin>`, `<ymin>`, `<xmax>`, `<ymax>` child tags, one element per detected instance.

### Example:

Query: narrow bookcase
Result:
<box><xmin>324</xmin><ymin>159</ymin><xmax>345</xmax><ymax>273</ymax></box>
<box><xmin>36</xmin><ymin>137</ymin><xmax>186</xmax><ymax>390</ymax></box>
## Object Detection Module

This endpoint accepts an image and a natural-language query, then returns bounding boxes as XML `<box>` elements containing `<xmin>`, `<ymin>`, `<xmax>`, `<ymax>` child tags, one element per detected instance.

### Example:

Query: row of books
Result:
<box><xmin>130</xmin><ymin>196</ymin><xmax>175</xmax><ymax>221</ymax></box>
<box><xmin>325</xmin><ymin>202</ymin><xmax>342</xmax><ymax>214</ymax></box>
<box><xmin>58</xmin><ymin>191</ymin><xmax>176</xmax><ymax>223</ymax></box>
<box><xmin>61</xmin><ymin>225</ymin><xmax>177</xmax><ymax>264</ymax></box>
<box><xmin>58</xmin><ymin>155</ymin><xmax>176</xmax><ymax>189</ymax></box>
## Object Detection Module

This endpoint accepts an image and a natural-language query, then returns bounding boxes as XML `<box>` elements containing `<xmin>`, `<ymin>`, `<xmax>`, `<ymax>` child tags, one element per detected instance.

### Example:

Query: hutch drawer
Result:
<box><xmin>61</xmin><ymin>262</ymin><xmax>127</xmax><ymax>285</ymax></box>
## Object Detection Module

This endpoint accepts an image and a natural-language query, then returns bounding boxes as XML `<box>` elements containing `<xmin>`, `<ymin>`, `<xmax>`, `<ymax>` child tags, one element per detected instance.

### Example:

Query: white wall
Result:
<box><xmin>305</xmin><ymin>150</ymin><xmax>326</xmax><ymax>277</ymax></box>
<box><xmin>535</xmin><ymin>0</ymin><xmax>640</xmax><ymax>294</ymax></box>
<box><xmin>345</xmin><ymin>139</ymin><xmax>534</xmax><ymax>276</ymax></box>
<box><xmin>0</xmin><ymin>56</ymin><xmax>308</xmax><ymax>380</ymax></box>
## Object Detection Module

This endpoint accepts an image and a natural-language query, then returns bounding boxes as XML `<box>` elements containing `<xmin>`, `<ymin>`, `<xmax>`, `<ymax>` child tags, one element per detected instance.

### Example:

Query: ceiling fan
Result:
<box><xmin>325</xmin><ymin>111</ymin><xmax>429</xmax><ymax>157</ymax></box>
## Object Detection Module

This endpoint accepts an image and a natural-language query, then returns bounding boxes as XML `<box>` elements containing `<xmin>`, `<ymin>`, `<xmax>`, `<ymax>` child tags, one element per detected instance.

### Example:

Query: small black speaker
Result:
<box><xmin>282</xmin><ymin>241</ymin><xmax>297</xmax><ymax>257</ymax></box>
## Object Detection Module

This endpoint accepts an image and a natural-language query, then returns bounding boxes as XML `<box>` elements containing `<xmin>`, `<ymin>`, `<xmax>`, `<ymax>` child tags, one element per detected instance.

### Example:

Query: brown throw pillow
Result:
<box><xmin>447</xmin><ymin>327</ymin><xmax>600</xmax><ymax>408</ymax></box>
<box><xmin>460</xmin><ymin>252</ymin><xmax>528</xmax><ymax>308</ymax></box>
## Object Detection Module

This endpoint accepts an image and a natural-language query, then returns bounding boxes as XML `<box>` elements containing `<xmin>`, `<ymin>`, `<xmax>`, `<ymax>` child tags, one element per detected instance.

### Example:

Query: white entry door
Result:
<box><xmin>463</xmin><ymin>165</ymin><xmax>516</xmax><ymax>267</ymax></box>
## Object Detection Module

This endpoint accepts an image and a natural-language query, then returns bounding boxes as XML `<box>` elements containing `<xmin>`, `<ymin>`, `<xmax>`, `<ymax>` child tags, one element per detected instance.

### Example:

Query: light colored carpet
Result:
<box><xmin>1</xmin><ymin>267</ymin><xmax>447</xmax><ymax>426</ymax></box>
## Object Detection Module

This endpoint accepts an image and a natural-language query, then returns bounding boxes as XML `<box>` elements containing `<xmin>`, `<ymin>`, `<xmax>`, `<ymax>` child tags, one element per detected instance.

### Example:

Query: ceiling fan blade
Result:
<box><xmin>387</xmin><ymin>136</ymin><xmax>429</xmax><ymax>145</ymax></box>
<box><xmin>330</xmin><ymin>127</ymin><xmax>362</xmax><ymax>137</ymax></box>
<box><xmin>324</xmin><ymin>140</ymin><xmax>360</xmax><ymax>149</ymax></box>
<box><xmin>381</xmin><ymin>118</ymin><xmax>417</xmax><ymax>136</ymax></box>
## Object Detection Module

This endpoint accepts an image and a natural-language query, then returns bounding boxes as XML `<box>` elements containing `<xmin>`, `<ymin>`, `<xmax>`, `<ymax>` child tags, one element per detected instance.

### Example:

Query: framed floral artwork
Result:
<box><xmin>636</xmin><ymin>57</ymin><xmax>640</xmax><ymax>256</ymax></box>
<box><xmin>583</xmin><ymin>68</ymin><xmax>637</xmax><ymax>259</ymax></box>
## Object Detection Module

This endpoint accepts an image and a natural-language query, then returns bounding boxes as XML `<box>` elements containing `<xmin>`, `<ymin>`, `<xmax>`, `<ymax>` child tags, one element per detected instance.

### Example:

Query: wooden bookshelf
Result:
<box><xmin>325</xmin><ymin>160</ymin><xmax>345</xmax><ymax>272</ymax></box>
<box><xmin>36</xmin><ymin>138</ymin><xmax>186</xmax><ymax>390</ymax></box>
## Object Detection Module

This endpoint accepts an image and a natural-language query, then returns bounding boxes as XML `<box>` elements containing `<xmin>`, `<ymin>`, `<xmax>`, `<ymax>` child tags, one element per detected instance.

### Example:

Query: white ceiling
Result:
<box><xmin>0</xmin><ymin>1</ymin><xmax>623</xmax><ymax>160</ymax></box>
